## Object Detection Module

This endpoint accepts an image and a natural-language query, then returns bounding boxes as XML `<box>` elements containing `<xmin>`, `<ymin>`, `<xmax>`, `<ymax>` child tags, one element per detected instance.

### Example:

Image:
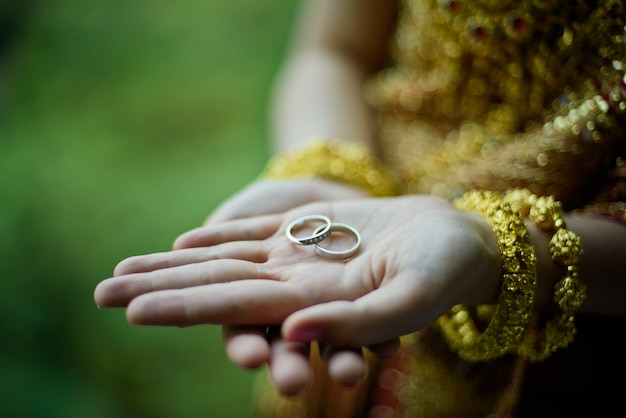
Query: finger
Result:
<box><xmin>319</xmin><ymin>345</ymin><xmax>367</xmax><ymax>387</ymax></box>
<box><xmin>222</xmin><ymin>325</ymin><xmax>271</xmax><ymax>369</ymax></box>
<box><xmin>282</xmin><ymin>278</ymin><xmax>440</xmax><ymax>347</ymax></box>
<box><xmin>367</xmin><ymin>338</ymin><xmax>401</xmax><ymax>359</ymax></box>
<box><xmin>173</xmin><ymin>214</ymin><xmax>283</xmax><ymax>249</ymax></box>
<box><xmin>95</xmin><ymin>259</ymin><xmax>267</xmax><ymax>308</ymax></box>
<box><xmin>113</xmin><ymin>241</ymin><xmax>267</xmax><ymax>276</ymax></box>
<box><xmin>125</xmin><ymin>279</ymin><xmax>307</xmax><ymax>326</ymax></box>
<box><xmin>267</xmin><ymin>336</ymin><xmax>311</xmax><ymax>396</ymax></box>
<box><xmin>204</xmin><ymin>199</ymin><xmax>258</xmax><ymax>225</ymax></box>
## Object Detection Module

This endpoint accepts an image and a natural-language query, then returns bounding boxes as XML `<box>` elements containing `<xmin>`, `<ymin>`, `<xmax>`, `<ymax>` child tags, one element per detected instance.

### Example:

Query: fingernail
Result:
<box><xmin>286</xmin><ymin>327</ymin><xmax>322</xmax><ymax>342</ymax></box>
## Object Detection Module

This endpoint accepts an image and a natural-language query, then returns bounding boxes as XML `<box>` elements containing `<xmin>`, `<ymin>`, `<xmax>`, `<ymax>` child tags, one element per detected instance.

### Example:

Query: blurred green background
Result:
<box><xmin>0</xmin><ymin>0</ymin><xmax>297</xmax><ymax>417</ymax></box>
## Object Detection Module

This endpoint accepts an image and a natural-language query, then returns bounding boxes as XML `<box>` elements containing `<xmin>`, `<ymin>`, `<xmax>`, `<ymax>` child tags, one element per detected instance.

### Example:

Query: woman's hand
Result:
<box><xmin>94</xmin><ymin>196</ymin><xmax>501</xmax><ymax>394</ymax></box>
<box><xmin>205</xmin><ymin>177</ymin><xmax>375</xmax><ymax>392</ymax></box>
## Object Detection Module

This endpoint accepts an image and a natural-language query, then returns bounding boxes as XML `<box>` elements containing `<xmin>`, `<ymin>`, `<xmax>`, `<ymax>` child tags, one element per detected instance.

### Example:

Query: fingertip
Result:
<box><xmin>282</xmin><ymin>325</ymin><xmax>322</xmax><ymax>343</ymax></box>
<box><xmin>172</xmin><ymin>226</ymin><xmax>211</xmax><ymax>250</ymax></box>
<box><xmin>282</xmin><ymin>301</ymin><xmax>356</xmax><ymax>344</ymax></box>
<box><xmin>172</xmin><ymin>234</ymin><xmax>188</xmax><ymax>250</ymax></box>
<box><xmin>125</xmin><ymin>297</ymin><xmax>144</xmax><ymax>325</ymax></box>
<box><xmin>125</xmin><ymin>292</ymin><xmax>184</xmax><ymax>326</ymax></box>
<box><xmin>93</xmin><ymin>278</ymin><xmax>129</xmax><ymax>308</ymax></box>
<box><xmin>271</xmin><ymin>363</ymin><xmax>311</xmax><ymax>397</ymax></box>
<box><xmin>281</xmin><ymin>304</ymin><xmax>323</xmax><ymax>337</ymax></box>
<box><xmin>224</xmin><ymin>332</ymin><xmax>271</xmax><ymax>369</ymax></box>
<box><xmin>115</xmin><ymin>253</ymin><xmax>148</xmax><ymax>276</ymax></box>
<box><xmin>202</xmin><ymin>213</ymin><xmax>224</xmax><ymax>226</ymax></box>
<box><xmin>172</xmin><ymin>226</ymin><xmax>204</xmax><ymax>250</ymax></box>
<box><xmin>326</xmin><ymin>349</ymin><xmax>367</xmax><ymax>387</ymax></box>
<box><xmin>95</xmin><ymin>273</ymin><xmax>154</xmax><ymax>309</ymax></box>
<box><xmin>269</xmin><ymin>341</ymin><xmax>312</xmax><ymax>397</ymax></box>
<box><xmin>93</xmin><ymin>282</ymin><xmax>106</xmax><ymax>308</ymax></box>
<box><xmin>112</xmin><ymin>260</ymin><xmax>129</xmax><ymax>277</ymax></box>
<box><xmin>93</xmin><ymin>281</ymin><xmax>108</xmax><ymax>307</ymax></box>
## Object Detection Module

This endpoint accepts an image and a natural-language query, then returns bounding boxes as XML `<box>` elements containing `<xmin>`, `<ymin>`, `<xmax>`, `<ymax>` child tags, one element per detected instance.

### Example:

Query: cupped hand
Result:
<box><xmin>207</xmin><ymin>176</ymin><xmax>375</xmax><ymax>392</ymax></box>
<box><xmin>94</xmin><ymin>196</ymin><xmax>501</xmax><ymax>394</ymax></box>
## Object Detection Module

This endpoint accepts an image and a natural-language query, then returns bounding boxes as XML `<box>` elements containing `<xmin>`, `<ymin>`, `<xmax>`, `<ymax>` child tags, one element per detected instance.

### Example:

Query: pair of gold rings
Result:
<box><xmin>285</xmin><ymin>215</ymin><xmax>361</xmax><ymax>260</ymax></box>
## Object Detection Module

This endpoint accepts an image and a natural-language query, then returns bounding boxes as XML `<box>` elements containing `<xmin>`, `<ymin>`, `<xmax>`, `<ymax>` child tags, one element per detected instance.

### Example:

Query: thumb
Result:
<box><xmin>282</xmin><ymin>278</ymin><xmax>442</xmax><ymax>347</ymax></box>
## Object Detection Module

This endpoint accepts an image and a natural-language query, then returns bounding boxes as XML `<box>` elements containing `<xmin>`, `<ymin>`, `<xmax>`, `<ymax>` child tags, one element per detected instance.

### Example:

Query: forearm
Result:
<box><xmin>269</xmin><ymin>49</ymin><xmax>379</xmax><ymax>153</ymax></box>
<box><xmin>268</xmin><ymin>0</ymin><xmax>397</xmax><ymax>154</ymax></box>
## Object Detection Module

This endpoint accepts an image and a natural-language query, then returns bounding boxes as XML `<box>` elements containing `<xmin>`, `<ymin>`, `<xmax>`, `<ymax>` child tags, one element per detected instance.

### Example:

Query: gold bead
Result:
<box><xmin>503</xmin><ymin>189</ymin><xmax>586</xmax><ymax>362</ymax></box>
<box><xmin>549</xmin><ymin>228</ymin><xmax>583</xmax><ymax>265</ymax></box>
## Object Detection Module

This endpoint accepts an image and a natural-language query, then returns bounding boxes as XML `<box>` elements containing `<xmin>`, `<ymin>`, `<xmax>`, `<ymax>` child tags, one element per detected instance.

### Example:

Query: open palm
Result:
<box><xmin>94</xmin><ymin>195</ymin><xmax>500</xmax><ymax>393</ymax></box>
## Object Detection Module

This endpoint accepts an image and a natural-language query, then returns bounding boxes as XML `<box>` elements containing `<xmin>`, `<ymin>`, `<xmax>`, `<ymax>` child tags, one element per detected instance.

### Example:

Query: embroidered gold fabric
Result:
<box><xmin>366</xmin><ymin>0</ymin><xmax>626</xmax><ymax>209</ymax></box>
<box><xmin>253</xmin><ymin>1</ymin><xmax>626</xmax><ymax>417</ymax></box>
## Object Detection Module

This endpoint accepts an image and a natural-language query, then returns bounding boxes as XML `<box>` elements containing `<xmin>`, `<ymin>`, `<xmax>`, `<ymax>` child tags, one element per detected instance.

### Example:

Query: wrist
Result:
<box><xmin>462</xmin><ymin>211</ymin><xmax>503</xmax><ymax>306</ymax></box>
<box><xmin>437</xmin><ymin>190</ymin><xmax>537</xmax><ymax>362</ymax></box>
<box><xmin>525</xmin><ymin>220</ymin><xmax>563</xmax><ymax>310</ymax></box>
<box><xmin>439</xmin><ymin>189</ymin><xmax>586</xmax><ymax>363</ymax></box>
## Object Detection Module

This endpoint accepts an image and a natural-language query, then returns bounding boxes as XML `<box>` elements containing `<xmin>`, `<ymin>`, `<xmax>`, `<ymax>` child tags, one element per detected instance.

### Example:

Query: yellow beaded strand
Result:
<box><xmin>503</xmin><ymin>189</ymin><xmax>586</xmax><ymax>362</ymax></box>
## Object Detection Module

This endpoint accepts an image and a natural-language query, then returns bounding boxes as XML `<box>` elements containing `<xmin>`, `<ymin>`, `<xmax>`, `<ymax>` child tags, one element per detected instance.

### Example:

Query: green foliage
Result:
<box><xmin>0</xmin><ymin>1</ymin><xmax>297</xmax><ymax>416</ymax></box>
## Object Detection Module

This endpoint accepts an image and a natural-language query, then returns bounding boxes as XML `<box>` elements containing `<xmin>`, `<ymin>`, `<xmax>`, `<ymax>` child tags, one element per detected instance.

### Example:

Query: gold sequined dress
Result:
<box><xmin>254</xmin><ymin>0</ymin><xmax>626</xmax><ymax>416</ymax></box>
